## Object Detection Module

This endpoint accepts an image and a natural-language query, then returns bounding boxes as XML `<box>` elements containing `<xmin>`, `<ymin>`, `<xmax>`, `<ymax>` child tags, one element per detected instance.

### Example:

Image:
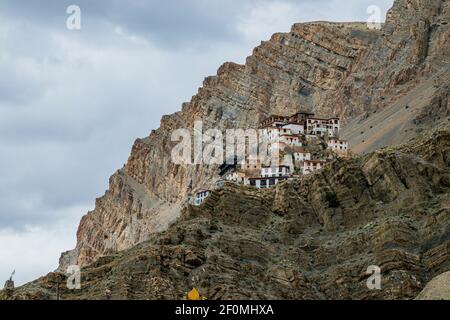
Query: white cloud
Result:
<box><xmin>0</xmin><ymin>205</ymin><xmax>87</xmax><ymax>286</ymax></box>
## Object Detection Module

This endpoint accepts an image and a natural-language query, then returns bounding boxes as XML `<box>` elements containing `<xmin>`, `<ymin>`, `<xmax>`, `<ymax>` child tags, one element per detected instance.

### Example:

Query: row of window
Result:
<box><xmin>262</xmin><ymin>173</ymin><xmax>285</xmax><ymax>178</ymax></box>
<box><xmin>263</xmin><ymin>168</ymin><xmax>287</xmax><ymax>173</ymax></box>
<box><xmin>249</xmin><ymin>179</ymin><xmax>282</xmax><ymax>187</ymax></box>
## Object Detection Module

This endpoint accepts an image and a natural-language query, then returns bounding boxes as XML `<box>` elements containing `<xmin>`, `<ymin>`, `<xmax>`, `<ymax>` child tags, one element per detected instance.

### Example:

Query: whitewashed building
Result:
<box><xmin>302</xmin><ymin>160</ymin><xmax>327</xmax><ymax>175</ymax></box>
<box><xmin>280</xmin><ymin>134</ymin><xmax>302</xmax><ymax>148</ymax></box>
<box><xmin>306</xmin><ymin>118</ymin><xmax>340</xmax><ymax>137</ymax></box>
<box><xmin>328</xmin><ymin>139</ymin><xmax>349</xmax><ymax>154</ymax></box>
<box><xmin>293</xmin><ymin>150</ymin><xmax>312</xmax><ymax>162</ymax></box>
<box><xmin>194</xmin><ymin>190</ymin><xmax>210</xmax><ymax>206</ymax></box>
<box><xmin>225</xmin><ymin>171</ymin><xmax>247</xmax><ymax>184</ymax></box>
<box><xmin>261</xmin><ymin>165</ymin><xmax>291</xmax><ymax>178</ymax></box>
<box><xmin>261</xmin><ymin>127</ymin><xmax>282</xmax><ymax>142</ymax></box>
<box><xmin>282</xmin><ymin>123</ymin><xmax>305</xmax><ymax>135</ymax></box>
<box><xmin>259</xmin><ymin>115</ymin><xmax>289</xmax><ymax>129</ymax></box>
<box><xmin>215</xmin><ymin>179</ymin><xmax>225</xmax><ymax>188</ymax></box>
<box><xmin>247</xmin><ymin>177</ymin><xmax>289</xmax><ymax>189</ymax></box>
<box><xmin>241</xmin><ymin>161</ymin><xmax>261</xmax><ymax>171</ymax></box>
<box><xmin>229</xmin><ymin>112</ymin><xmax>346</xmax><ymax>185</ymax></box>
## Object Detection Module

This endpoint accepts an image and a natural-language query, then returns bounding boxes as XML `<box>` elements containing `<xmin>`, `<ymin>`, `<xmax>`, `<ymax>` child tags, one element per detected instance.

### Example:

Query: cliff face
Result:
<box><xmin>63</xmin><ymin>22</ymin><xmax>379</xmax><ymax>268</ymax></box>
<box><xmin>339</xmin><ymin>0</ymin><xmax>449</xmax><ymax>153</ymax></box>
<box><xmin>62</xmin><ymin>0</ymin><xmax>449</xmax><ymax>269</ymax></box>
<box><xmin>323</xmin><ymin>0</ymin><xmax>449</xmax><ymax>119</ymax></box>
<box><xmin>7</xmin><ymin>129</ymin><xmax>450</xmax><ymax>300</ymax></box>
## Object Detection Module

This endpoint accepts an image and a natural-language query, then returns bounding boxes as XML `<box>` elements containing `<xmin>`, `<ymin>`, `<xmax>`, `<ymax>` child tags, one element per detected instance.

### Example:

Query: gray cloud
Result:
<box><xmin>1</xmin><ymin>0</ymin><xmax>245</xmax><ymax>49</ymax></box>
<box><xmin>1</xmin><ymin>0</ymin><xmax>394</xmax><ymax>48</ymax></box>
<box><xmin>0</xmin><ymin>0</ymin><xmax>393</xmax><ymax>285</ymax></box>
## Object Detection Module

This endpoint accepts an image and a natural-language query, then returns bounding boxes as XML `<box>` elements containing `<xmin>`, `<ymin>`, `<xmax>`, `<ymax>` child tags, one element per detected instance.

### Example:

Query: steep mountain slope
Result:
<box><xmin>4</xmin><ymin>129</ymin><xmax>449</xmax><ymax>300</ymax></box>
<box><xmin>60</xmin><ymin>0</ymin><xmax>449</xmax><ymax>272</ymax></box>
<box><xmin>339</xmin><ymin>0</ymin><xmax>449</xmax><ymax>152</ymax></box>
<box><xmin>327</xmin><ymin>0</ymin><xmax>449</xmax><ymax>117</ymax></box>
<box><xmin>61</xmin><ymin>22</ymin><xmax>379</xmax><ymax>268</ymax></box>
<box><xmin>342</xmin><ymin>68</ymin><xmax>449</xmax><ymax>154</ymax></box>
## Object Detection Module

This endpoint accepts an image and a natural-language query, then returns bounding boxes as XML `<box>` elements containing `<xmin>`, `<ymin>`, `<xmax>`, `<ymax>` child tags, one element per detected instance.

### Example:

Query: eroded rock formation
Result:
<box><xmin>60</xmin><ymin>0</ymin><xmax>449</xmax><ymax>274</ymax></box>
<box><xmin>62</xmin><ymin>22</ymin><xmax>380</xmax><ymax>268</ymax></box>
<box><xmin>5</xmin><ymin>129</ymin><xmax>449</xmax><ymax>300</ymax></box>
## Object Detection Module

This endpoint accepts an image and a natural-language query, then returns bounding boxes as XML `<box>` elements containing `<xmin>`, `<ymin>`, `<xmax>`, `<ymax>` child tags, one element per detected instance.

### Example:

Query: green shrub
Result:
<box><xmin>325</xmin><ymin>191</ymin><xmax>340</xmax><ymax>208</ymax></box>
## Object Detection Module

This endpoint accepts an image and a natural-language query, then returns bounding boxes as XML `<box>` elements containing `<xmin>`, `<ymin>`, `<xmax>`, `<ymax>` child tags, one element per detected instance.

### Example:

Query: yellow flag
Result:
<box><xmin>187</xmin><ymin>288</ymin><xmax>200</xmax><ymax>300</ymax></box>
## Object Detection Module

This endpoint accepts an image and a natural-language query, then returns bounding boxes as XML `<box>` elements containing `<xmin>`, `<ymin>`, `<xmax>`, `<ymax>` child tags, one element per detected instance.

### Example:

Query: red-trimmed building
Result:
<box><xmin>328</xmin><ymin>138</ymin><xmax>349</xmax><ymax>154</ymax></box>
<box><xmin>302</xmin><ymin>160</ymin><xmax>327</xmax><ymax>175</ymax></box>
<box><xmin>306</xmin><ymin>117</ymin><xmax>340</xmax><ymax>137</ymax></box>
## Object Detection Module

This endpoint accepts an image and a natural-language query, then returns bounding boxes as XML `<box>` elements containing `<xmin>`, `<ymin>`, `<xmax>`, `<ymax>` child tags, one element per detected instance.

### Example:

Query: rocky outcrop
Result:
<box><xmin>61</xmin><ymin>170</ymin><xmax>182</xmax><ymax>268</ymax></box>
<box><xmin>7</xmin><ymin>130</ymin><xmax>450</xmax><ymax>300</ymax></box>
<box><xmin>61</xmin><ymin>22</ymin><xmax>379</xmax><ymax>268</ymax></box>
<box><xmin>60</xmin><ymin>0</ymin><xmax>449</xmax><ymax>271</ymax></box>
<box><xmin>322</xmin><ymin>0</ymin><xmax>450</xmax><ymax>120</ymax></box>
<box><xmin>416</xmin><ymin>271</ymin><xmax>450</xmax><ymax>300</ymax></box>
<box><xmin>333</xmin><ymin>0</ymin><xmax>449</xmax><ymax>154</ymax></box>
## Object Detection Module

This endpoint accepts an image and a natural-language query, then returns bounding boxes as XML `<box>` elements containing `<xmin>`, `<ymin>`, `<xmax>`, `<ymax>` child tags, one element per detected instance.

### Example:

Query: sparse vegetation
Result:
<box><xmin>325</xmin><ymin>191</ymin><xmax>340</xmax><ymax>208</ymax></box>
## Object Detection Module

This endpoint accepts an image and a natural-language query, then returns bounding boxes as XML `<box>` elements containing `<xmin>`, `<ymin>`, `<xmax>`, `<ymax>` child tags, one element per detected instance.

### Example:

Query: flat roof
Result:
<box><xmin>261</xmin><ymin>113</ymin><xmax>339</xmax><ymax>128</ymax></box>
<box><xmin>249</xmin><ymin>176</ymin><xmax>290</xmax><ymax>181</ymax></box>
<box><xmin>307</xmin><ymin>117</ymin><xmax>339</xmax><ymax>121</ymax></box>
<box><xmin>304</xmin><ymin>160</ymin><xmax>327</xmax><ymax>164</ymax></box>
<box><xmin>261</xmin><ymin>115</ymin><xmax>288</xmax><ymax>122</ymax></box>
<box><xmin>285</xmin><ymin>122</ymin><xmax>306</xmax><ymax>125</ymax></box>
<box><xmin>261</xmin><ymin>165</ymin><xmax>290</xmax><ymax>168</ymax></box>
<box><xmin>196</xmin><ymin>189</ymin><xmax>210</xmax><ymax>194</ymax></box>
<box><xmin>294</xmin><ymin>148</ymin><xmax>310</xmax><ymax>153</ymax></box>
<box><xmin>260</xmin><ymin>124</ymin><xmax>287</xmax><ymax>129</ymax></box>
<box><xmin>281</xmin><ymin>133</ymin><xmax>302</xmax><ymax>137</ymax></box>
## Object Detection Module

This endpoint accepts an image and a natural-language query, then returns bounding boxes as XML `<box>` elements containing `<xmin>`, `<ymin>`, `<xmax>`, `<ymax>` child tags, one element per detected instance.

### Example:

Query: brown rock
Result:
<box><xmin>416</xmin><ymin>272</ymin><xmax>450</xmax><ymax>300</ymax></box>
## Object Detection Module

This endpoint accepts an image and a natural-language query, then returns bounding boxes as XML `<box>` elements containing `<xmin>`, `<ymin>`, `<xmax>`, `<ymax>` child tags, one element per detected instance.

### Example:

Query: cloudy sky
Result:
<box><xmin>0</xmin><ymin>0</ymin><xmax>394</xmax><ymax>285</ymax></box>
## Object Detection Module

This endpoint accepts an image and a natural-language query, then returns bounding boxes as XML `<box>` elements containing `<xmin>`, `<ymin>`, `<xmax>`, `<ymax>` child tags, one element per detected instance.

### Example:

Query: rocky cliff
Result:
<box><xmin>62</xmin><ymin>22</ymin><xmax>379</xmax><ymax>268</ymax></box>
<box><xmin>61</xmin><ymin>0</ymin><xmax>449</xmax><ymax>272</ymax></box>
<box><xmin>4</xmin><ymin>129</ymin><xmax>449</xmax><ymax>300</ymax></box>
<box><xmin>341</xmin><ymin>0</ymin><xmax>449</xmax><ymax>153</ymax></box>
<box><xmin>325</xmin><ymin>0</ymin><xmax>449</xmax><ymax>120</ymax></box>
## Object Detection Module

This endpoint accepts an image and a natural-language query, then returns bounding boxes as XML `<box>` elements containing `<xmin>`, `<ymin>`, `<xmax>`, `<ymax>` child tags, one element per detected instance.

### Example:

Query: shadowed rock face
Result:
<box><xmin>5</xmin><ymin>130</ymin><xmax>449</xmax><ymax>300</ymax></box>
<box><xmin>58</xmin><ymin>0</ymin><xmax>449</xmax><ymax>274</ymax></box>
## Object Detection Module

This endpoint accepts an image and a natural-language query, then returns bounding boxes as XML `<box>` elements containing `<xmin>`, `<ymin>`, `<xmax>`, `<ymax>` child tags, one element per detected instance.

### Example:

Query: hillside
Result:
<box><xmin>60</xmin><ymin>21</ymin><xmax>381</xmax><ymax>269</ymax></box>
<box><xmin>56</xmin><ymin>0</ymin><xmax>449</xmax><ymax>270</ymax></box>
<box><xmin>3</xmin><ymin>129</ymin><xmax>449</xmax><ymax>300</ymax></box>
<box><xmin>2</xmin><ymin>0</ymin><xmax>448</xmax><ymax>299</ymax></box>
